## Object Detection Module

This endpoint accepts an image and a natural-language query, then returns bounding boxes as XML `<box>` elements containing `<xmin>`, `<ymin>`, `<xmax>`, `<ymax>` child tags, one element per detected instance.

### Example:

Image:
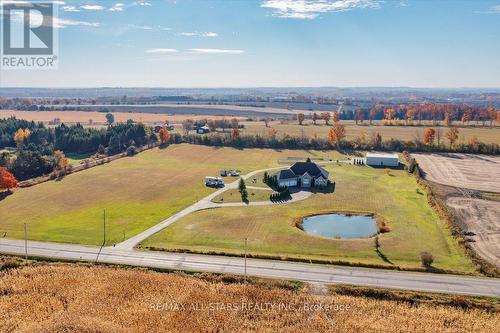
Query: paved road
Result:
<box><xmin>1</xmin><ymin>238</ymin><xmax>499</xmax><ymax>297</ymax></box>
<box><xmin>114</xmin><ymin>166</ymin><xmax>307</xmax><ymax>250</ymax></box>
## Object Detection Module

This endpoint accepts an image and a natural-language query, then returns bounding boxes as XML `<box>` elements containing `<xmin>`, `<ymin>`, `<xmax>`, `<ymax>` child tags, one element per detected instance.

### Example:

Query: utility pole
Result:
<box><xmin>24</xmin><ymin>223</ymin><xmax>27</xmax><ymax>260</ymax></box>
<box><xmin>95</xmin><ymin>209</ymin><xmax>106</xmax><ymax>263</ymax></box>
<box><xmin>103</xmin><ymin>209</ymin><xmax>106</xmax><ymax>246</ymax></box>
<box><xmin>244</xmin><ymin>237</ymin><xmax>248</xmax><ymax>283</ymax></box>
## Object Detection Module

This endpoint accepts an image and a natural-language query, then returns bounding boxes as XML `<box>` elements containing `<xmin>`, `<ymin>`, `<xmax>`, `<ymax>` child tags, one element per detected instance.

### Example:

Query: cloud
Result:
<box><xmin>109</xmin><ymin>3</ymin><xmax>125</xmax><ymax>12</ymax></box>
<box><xmin>187</xmin><ymin>48</ymin><xmax>244</xmax><ymax>54</ymax></box>
<box><xmin>144</xmin><ymin>48</ymin><xmax>178</xmax><ymax>53</ymax></box>
<box><xmin>135</xmin><ymin>1</ymin><xmax>152</xmax><ymax>5</ymax></box>
<box><xmin>55</xmin><ymin>17</ymin><xmax>100</xmax><ymax>28</ymax></box>
<box><xmin>6</xmin><ymin>9</ymin><xmax>99</xmax><ymax>28</ymax></box>
<box><xmin>62</xmin><ymin>6</ymin><xmax>80</xmax><ymax>12</ymax></box>
<box><xmin>127</xmin><ymin>24</ymin><xmax>154</xmax><ymax>30</ymax></box>
<box><xmin>260</xmin><ymin>0</ymin><xmax>381</xmax><ymax>19</ymax></box>
<box><xmin>474</xmin><ymin>4</ymin><xmax>500</xmax><ymax>14</ymax></box>
<box><xmin>178</xmin><ymin>31</ymin><xmax>218</xmax><ymax>37</ymax></box>
<box><xmin>80</xmin><ymin>4</ymin><xmax>105</xmax><ymax>11</ymax></box>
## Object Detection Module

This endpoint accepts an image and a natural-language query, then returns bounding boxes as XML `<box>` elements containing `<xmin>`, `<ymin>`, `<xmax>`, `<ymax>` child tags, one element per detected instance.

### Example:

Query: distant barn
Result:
<box><xmin>365</xmin><ymin>152</ymin><xmax>399</xmax><ymax>167</ymax></box>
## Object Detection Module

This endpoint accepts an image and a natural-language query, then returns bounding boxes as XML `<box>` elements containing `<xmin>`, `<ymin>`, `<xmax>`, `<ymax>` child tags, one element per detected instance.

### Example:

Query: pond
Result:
<box><xmin>301</xmin><ymin>214</ymin><xmax>377</xmax><ymax>239</ymax></box>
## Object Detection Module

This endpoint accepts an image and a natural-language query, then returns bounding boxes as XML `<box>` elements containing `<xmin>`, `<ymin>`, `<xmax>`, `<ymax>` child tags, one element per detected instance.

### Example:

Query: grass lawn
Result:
<box><xmin>142</xmin><ymin>163</ymin><xmax>475</xmax><ymax>273</ymax></box>
<box><xmin>0</xmin><ymin>144</ymin><xmax>341</xmax><ymax>245</ymax></box>
<box><xmin>212</xmin><ymin>188</ymin><xmax>271</xmax><ymax>203</ymax></box>
<box><xmin>66</xmin><ymin>152</ymin><xmax>92</xmax><ymax>166</ymax></box>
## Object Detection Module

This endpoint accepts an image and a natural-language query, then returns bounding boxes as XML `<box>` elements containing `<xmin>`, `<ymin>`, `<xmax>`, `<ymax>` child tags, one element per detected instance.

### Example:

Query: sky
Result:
<box><xmin>1</xmin><ymin>0</ymin><xmax>500</xmax><ymax>88</ymax></box>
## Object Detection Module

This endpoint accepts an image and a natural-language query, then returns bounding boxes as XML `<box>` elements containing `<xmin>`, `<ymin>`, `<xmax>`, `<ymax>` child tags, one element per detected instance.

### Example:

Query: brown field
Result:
<box><xmin>413</xmin><ymin>153</ymin><xmax>500</xmax><ymax>193</ymax></box>
<box><xmin>0</xmin><ymin>263</ymin><xmax>498</xmax><ymax>333</ymax></box>
<box><xmin>0</xmin><ymin>110</ymin><xmax>244</xmax><ymax>126</ymax></box>
<box><xmin>446</xmin><ymin>197</ymin><xmax>500</xmax><ymax>267</ymax></box>
<box><xmin>241</xmin><ymin>120</ymin><xmax>500</xmax><ymax>145</ymax></box>
<box><xmin>413</xmin><ymin>153</ymin><xmax>500</xmax><ymax>268</ymax></box>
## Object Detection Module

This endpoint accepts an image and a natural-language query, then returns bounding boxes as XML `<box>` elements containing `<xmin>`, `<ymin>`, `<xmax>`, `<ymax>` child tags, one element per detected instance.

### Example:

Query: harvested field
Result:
<box><xmin>242</xmin><ymin>121</ymin><xmax>500</xmax><ymax>145</ymax></box>
<box><xmin>0</xmin><ymin>110</ymin><xmax>244</xmax><ymax>126</ymax></box>
<box><xmin>446</xmin><ymin>197</ymin><xmax>500</xmax><ymax>267</ymax></box>
<box><xmin>0</xmin><ymin>263</ymin><xmax>498</xmax><ymax>333</ymax></box>
<box><xmin>413</xmin><ymin>153</ymin><xmax>500</xmax><ymax>193</ymax></box>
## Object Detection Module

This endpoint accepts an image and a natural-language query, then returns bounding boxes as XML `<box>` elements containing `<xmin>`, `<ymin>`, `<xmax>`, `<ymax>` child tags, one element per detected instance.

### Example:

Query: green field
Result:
<box><xmin>0</xmin><ymin>144</ymin><xmax>340</xmax><ymax>245</ymax></box>
<box><xmin>142</xmin><ymin>163</ymin><xmax>475</xmax><ymax>273</ymax></box>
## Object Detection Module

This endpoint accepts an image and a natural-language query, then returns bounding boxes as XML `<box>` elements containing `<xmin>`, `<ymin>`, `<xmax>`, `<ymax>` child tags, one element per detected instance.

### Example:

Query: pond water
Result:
<box><xmin>302</xmin><ymin>214</ymin><xmax>377</xmax><ymax>239</ymax></box>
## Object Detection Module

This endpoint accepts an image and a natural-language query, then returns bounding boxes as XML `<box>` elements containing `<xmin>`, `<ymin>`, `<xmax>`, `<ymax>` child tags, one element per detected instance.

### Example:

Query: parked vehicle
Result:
<box><xmin>220</xmin><ymin>170</ymin><xmax>227</xmax><ymax>177</ymax></box>
<box><xmin>205</xmin><ymin>176</ymin><xmax>224</xmax><ymax>188</ymax></box>
<box><xmin>229</xmin><ymin>170</ymin><xmax>240</xmax><ymax>176</ymax></box>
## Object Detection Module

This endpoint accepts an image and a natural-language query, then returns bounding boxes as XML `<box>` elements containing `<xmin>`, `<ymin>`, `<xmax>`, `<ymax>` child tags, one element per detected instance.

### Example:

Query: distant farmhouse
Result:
<box><xmin>365</xmin><ymin>152</ymin><xmax>399</xmax><ymax>167</ymax></box>
<box><xmin>276</xmin><ymin>161</ymin><xmax>329</xmax><ymax>188</ymax></box>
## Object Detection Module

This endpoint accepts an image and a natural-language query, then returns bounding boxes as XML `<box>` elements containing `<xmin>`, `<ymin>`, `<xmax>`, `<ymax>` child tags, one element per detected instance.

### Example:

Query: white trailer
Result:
<box><xmin>365</xmin><ymin>152</ymin><xmax>399</xmax><ymax>167</ymax></box>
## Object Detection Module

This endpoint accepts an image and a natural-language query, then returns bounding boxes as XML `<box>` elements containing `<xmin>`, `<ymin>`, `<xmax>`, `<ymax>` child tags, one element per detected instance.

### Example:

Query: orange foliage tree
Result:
<box><xmin>422</xmin><ymin>128</ymin><xmax>436</xmax><ymax>145</ymax></box>
<box><xmin>231</xmin><ymin>128</ymin><xmax>240</xmax><ymax>140</ymax></box>
<box><xmin>327</xmin><ymin>123</ymin><xmax>346</xmax><ymax>147</ymax></box>
<box><xmin>320</xmin><ymin>112</ymin><xmax>331</xmax><ymax>125</ymax></box>
<box><xmin>0</xmin><ymin>167</ymin><xmax>18</xmax><ymax>192</ymax></box>
<box><xmin>54</xmin><ymin>150</ymin><xmax>69</xmax><ymax>171</ymax></box>
<box><xmin>445</xmin><ymin>126</ymin><xmax>459</xmax><ymax>148</ymax></box>
<box><xmin>159</xmin><ymin>128</ymin><xmax>170</xmax><ymax>144</ymax></box>
<box><xmin>332</xmin><ymin>111</ymin><xmax>340</xmax><ymax>123</ymax></box>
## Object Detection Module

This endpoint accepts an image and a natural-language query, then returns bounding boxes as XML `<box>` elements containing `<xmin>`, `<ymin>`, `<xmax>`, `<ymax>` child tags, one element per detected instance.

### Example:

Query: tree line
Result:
<box><xmin>0</xmin><ymin>117</ymin><xmax>151</xmax><ymax>180</ymax></box>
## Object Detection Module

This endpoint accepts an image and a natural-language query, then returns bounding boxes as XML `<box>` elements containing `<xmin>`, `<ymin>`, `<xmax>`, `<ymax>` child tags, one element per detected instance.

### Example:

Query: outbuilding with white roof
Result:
<box><xmin>365</xmin><ymin>152</ymin><xmax>400</xmax><ymax>167</ymax></box>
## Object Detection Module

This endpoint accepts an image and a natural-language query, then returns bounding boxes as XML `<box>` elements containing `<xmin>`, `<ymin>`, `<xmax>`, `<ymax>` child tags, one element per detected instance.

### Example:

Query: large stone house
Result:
<box><xmin>275</xmin><ymin>162</ymin><xmax>329</xmax><ymax>188</ymax></box>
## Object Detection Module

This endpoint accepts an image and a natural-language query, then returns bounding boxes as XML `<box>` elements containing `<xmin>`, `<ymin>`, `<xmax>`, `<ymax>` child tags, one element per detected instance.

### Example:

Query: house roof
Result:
<box><xmin>276</xmin><ymin>162</ymin><xmax>329</xmax><ymax>180</ymax></box>
<box><xmin>276</xmin><ymin>169</ymin><xmax>296</xmax><ymax>180</ymax></box>
<box><xmin>290</xmin><ymin>162</ymin><xmax>328</xmax><ymax>178</ymax></box>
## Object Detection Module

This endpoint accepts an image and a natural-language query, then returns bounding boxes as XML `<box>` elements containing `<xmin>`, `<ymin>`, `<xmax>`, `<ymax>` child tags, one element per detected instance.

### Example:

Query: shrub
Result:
<box><xmin>420</xmin><ymin>252</ymin><xmax>434</xmax><ymax>268</ymax></box>
<box><xmin>126</xmin><ymin>145</ymin><xmax>137</xmax><ymax>156</ymax></box>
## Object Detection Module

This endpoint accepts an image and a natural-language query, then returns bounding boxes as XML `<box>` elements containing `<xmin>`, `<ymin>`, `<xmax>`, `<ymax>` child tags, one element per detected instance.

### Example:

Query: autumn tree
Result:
<box><xmin>357</xmin><ymin>131</ymin><xmax>367</xmax><ymax>144</ymax></box>
<box><xmin>422</xmin><ymin>128</ymin><xmax>436</xmax><ymax>145</ymax></box>
<box><xmin>444</xmin><ymin>112</ymin><xmax>451</xmax><ymax>127</ymax></box>
<box><xmin>0</xmin><ymin>167</ymin><xmax>18</xmax><ymax>192</ymax></box>
<box><xmin>297</xmin><ymin>113</ymin><xmax>305</xmax><ymax>125</ymax></box>
<box><xmin>312</xmin><ymin>112</ymin><xmax>318</xmax><ymax>125</ymax></box>
<box><xmin>13</xmin><ymin>128</ymin><xmax>31</xmax><ymax>146</ymax></box>
<box><xmin>469</xmin><ymin>135</ymin><xmax>478</xmax><ymax>147</ymax></box>
<box><xmin>159</xmin><ymin>128</ymin><xmax>170</xmax><ymax>144</ymax></box>
<box><xmin>327</xmin><ymin>123</ymin><xmax>346</xmax><ymax>147</ymax></box>
<box><xmin>54</xmin><ymin>150</ymin><xmax>69</xmax><ymax>172</ymax></box>
<box><xmin>320</xmin><ymin>112</ymin><xmax>331</xmax><ymax>125</ymax></box>
<box><xmin>374</xmin><ymin>133</ymin><xmax>382</xmax><ymax>147</ymax></box>
<box><xmin>445</xmin><ymin>126</ymin><xmax>459</xmax><ymax>148</ymax></box>
<box><xmin>14</xmin><ymin>128</ymin><xmax>25</xmax><ymax>146</ymax></box>
<box><xmin>231</xmin><ymin>128</ymin><xmax>240</xmax><ymax>140</ymax></box>
<box><xmin>332</xmin><ymin>111</ymin><xmax>340</xmax><ymax>123</ymax></box>
<box><xmin>266</xmin><ymin>128</ymin><xmax>278</xmax><ymax>140</ymax></box>
<box><xmin>461</xmin><ymin>112</ymin><xmax>471</xmax><ymax>125</ymax></box>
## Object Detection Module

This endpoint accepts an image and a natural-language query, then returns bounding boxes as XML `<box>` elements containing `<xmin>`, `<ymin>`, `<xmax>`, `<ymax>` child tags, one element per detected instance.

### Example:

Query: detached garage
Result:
<box><xmin>365</xmin><ymin>152</ymin><xmax>400</xmax><ymax>167</ymax></box>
